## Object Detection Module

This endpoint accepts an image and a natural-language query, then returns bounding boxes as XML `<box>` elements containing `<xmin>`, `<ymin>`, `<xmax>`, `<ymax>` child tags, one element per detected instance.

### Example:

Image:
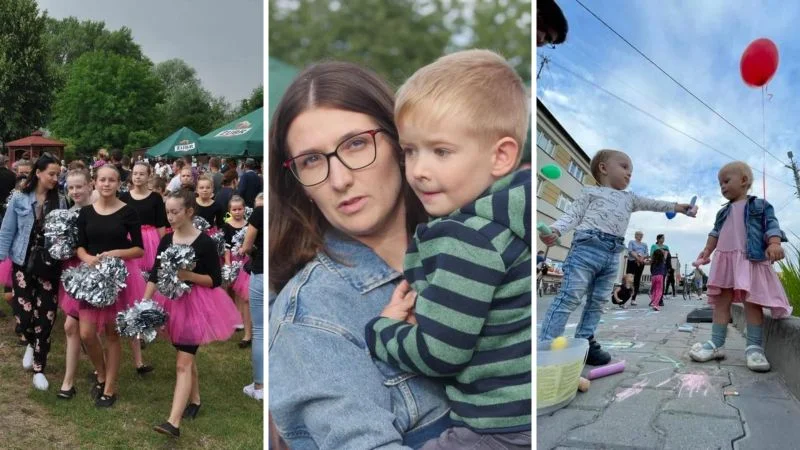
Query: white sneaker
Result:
<box><xmin>243</xmin><ymin>383</ymin><xmax>263</xmax><ymax>401</ymax></box>
<box><xmin>22</xmin><ymin>345</ymin><xmax>34</xmax><ymax>370</ymax></box>
<box><xmin>32</xmin><ymin>373</ymin><xmax>48</xmax><ymax>391</ymax></box>
<box><xmin>689</xmin><ymin>341</ymin><xmax>725</xmax><ymax>362</ymax></box>
<box><xmin>746</xmin><ymin>345</ymin><xmax>771</xmax><ymax>372</ymax></box>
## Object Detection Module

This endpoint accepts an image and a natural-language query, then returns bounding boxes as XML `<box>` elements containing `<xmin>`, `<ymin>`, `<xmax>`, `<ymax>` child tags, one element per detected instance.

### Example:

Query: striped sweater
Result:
<box><xmin>366</xmin><ymin>169</ymin><xmax>531</xmax><ymax>433</ymax></box>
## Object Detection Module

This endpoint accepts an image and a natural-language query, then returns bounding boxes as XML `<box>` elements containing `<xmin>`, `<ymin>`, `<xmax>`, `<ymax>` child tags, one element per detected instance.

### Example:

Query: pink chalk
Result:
<box><xmin>587</xmin><ymin>360</ymin><xmax>626</xmax><ymax>380</ymax></box>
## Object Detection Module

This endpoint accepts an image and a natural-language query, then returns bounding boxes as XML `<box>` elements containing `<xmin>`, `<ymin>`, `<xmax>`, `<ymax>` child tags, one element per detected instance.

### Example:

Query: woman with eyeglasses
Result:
<box><xmin>75</xmin><ymin>164</ymin><xmax>146</xmax><ymax>407</ymax></box>
<box><xmin>0</xmin><ymin>153</ymin><xmax>67</xmax><ymax>391</ymax></box>
<box><xmin>268</xmin><ymin>61</ymin><xmax>450</xmax><ymax>449</ymax></box>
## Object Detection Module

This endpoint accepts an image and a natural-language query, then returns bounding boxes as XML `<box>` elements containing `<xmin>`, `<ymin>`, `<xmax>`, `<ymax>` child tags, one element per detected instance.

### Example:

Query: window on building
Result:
<box><xmin>536</xmin><ymin>129</ymin><xmax>555</xmax><ymax>156</ymax></box>
<box><xmin>567</xmin><ymin>160</ymin><xmax>585</xmax><ymax>183</ymax></box>
<box><xmin>556</xmin><ymin>193</ymin><xmax>573</xmax><ymax>211</ymax></box>
<box><xmin>537</xmin><ymin>176</ymin><xmax>545</xmax><ymax>197</ymax></box>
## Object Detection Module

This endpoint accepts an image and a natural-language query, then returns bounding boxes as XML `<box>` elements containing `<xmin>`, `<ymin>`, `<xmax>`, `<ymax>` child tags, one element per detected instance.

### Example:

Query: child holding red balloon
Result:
<box><xmin>688</xmin><ymin>161</ymin><xmax>791</xmax><ymax>372</ymax></box>
<box><xmin>539</xmin><ymin>149</ymin><xmax>697</xmax><ymax>365</ymax></box>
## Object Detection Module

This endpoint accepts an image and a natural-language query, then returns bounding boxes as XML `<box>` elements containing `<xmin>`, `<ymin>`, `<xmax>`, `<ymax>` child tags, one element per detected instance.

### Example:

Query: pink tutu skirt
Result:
<box><xmin>0</xmin><ymin>258</ymin><xmax>12</xmax><ymax>286</ymax></box>
<box><xmin>78</xmin><ymin>259</ymin><xmax>146</xmax><ymax>329</ymax></box>
<box><xmin>231</xmin><ymin>256</ymin><xmax>250</xmax><ymax>300</ymax></box>
<box><xmin>58</xmin><ymin>258</ymin><xmax>82</xmax><ymax>319</ymax></box>
<box><xmin>155</xmin><ymin>285</ymin><xmax>241</xmax><ymax>346</ymax></box>
<box><xmin>134</xmin><ymin>225</ymin><xmax>161</xmax><ymax>272</ymax></box>
<box><xmin>707</xmin><ymin>249</ymin><xmax>793</xmax><ymax>318</ymax></box>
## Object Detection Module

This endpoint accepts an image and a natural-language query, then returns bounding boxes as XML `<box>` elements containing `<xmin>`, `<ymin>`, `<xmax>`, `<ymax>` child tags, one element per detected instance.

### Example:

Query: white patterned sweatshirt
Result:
<box><xmin>550</xmin><ymin>186</ymin><xmax>676</xmax><ymax>238</ymax></box>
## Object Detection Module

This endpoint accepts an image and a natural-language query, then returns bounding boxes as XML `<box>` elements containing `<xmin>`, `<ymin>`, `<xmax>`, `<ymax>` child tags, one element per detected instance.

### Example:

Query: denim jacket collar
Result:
<box><xmin>317</xmin><ymin>230</ymin><xmax>402</xmax><ymax>294</ymax></box>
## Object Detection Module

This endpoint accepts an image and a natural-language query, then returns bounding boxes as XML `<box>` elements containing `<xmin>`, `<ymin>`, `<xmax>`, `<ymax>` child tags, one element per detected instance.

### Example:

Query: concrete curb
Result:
<box><xmin>731</xmin><ymin>303</ymin><xmax>800</xmax><ymax>398</ymax></box>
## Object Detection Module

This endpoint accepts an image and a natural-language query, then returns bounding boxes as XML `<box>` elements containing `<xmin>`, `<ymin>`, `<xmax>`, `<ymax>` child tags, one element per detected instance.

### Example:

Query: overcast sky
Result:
<box><xmin>538</xmin><ymin>0</ymin><xmax>800</xmax><ymax>272</ymax></box>
<box><xmin>37</xmin><ymin>0</ymin><xmax>263</xmax><ymax>105</ymax></box>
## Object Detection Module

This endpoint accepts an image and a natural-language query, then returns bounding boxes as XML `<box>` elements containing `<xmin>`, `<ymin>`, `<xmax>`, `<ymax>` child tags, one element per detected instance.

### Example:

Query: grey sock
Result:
<box><xmin>746</xmin><ymin>324</ymin><xmax>763</xmax><ymax>350</ymax></box>
<box><xmin>702</xmin><ymin>323</ymin><xmax>728</xmax><ymax>350</ymax></box>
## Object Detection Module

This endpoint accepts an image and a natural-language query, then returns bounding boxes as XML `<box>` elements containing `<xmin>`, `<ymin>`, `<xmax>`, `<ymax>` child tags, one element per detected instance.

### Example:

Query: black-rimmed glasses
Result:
<box><xmin>283</xmin><ymin>128</ymin><xmax>383</xmax><ymax>187</ymax></box>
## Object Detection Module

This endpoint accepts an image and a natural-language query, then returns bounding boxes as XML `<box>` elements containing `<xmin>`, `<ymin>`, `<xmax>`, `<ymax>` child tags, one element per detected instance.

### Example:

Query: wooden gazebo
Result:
<box><xmin>5</xmin><ymin>131</ymin><xmax>65</xmax><ymax>165</ymax></box>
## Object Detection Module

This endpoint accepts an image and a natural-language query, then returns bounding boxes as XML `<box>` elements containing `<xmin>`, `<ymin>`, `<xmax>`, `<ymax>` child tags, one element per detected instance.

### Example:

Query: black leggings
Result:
<box><xmin>174</xmin><ymin>343</ymin><xmax>199</xmax><ymax>355</ymax></box>
<box><xmin>11</xmin><ymin>264</ymin><xmax>58</xmax><ymax>373</ymax></box>
<box><xmin>625</xmin><ymin>260</ymin><xmax>644</xmax><ymax>300</ymax></box>
<box><xmin>665</xmin><ymin>274</ymin><xmax>676</xmax><ymax>296</ymax></box>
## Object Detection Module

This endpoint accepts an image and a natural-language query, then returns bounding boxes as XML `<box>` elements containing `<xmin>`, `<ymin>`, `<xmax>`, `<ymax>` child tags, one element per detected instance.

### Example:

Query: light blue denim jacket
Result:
<box><xmin>269</xmin><ymin>231</ymin><xmax>451</xmax><ymax>450</ymax></box>
<box><xmin>0</xmin><ymin>191</ymin><xmax>67</xmax><ymax>265</ymax></box>
<box><xmin>710</xmin><ymin>196</ymin><xmax>786</xmax><ymax>262</ymax></box>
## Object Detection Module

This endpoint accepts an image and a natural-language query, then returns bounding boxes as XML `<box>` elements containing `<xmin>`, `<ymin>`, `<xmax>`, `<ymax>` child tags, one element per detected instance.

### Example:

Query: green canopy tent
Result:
<box><xmin>145</xmin><ymin>127</ymin><xmax>202</xmax><ymax>158</ymax></box>
<box><xmin>269</xmin><ymin>57</ymin><xmax>299</xmax><ymax>121</ymax></box>
<box><xmin>198</xmin><ymin>107</ymin><xmax>263</xmax><ymax>157</ymax></box>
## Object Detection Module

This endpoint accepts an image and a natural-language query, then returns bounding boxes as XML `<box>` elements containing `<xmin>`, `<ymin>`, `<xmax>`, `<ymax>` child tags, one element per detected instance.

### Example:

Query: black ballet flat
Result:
<box><xmin>154</xmin><ymin>421</ymin><xmax>180</xmax><ymax>438</ymax></box>
<box><xmin>183</xmin><ymin>402</ymin><xmax>201</xmax><ymax>419</ymax></box>
<box><xmin>95</xmin><ymin>394</ymin><xmax>116</xmax><ymax>408</ymax></box>
<box><xmin>238</xmin><ymin>339</ymin><xmax>252</xmax><ymax>349</ymax></box>
<box><xmin>136</xmin><ymin>365</ymin><xmax>154</xmax><ymax>375</ymax></box>
<box><xmin>90</xmin><ymin>382</ymin><xmax>105</xmax><ymax>400</ymax></box>
<box><xmin>56</xmin><ymin>387</ymin><xmax>76</xmax><ymax>400</ymax></box>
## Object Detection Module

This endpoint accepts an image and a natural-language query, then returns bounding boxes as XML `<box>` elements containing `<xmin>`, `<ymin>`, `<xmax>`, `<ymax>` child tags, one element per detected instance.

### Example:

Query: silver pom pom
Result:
<box><xmin>221</xmin><ymin>260</ymin><xmax>243</xmax><ymax>286</ymax></box>
<box><xmin>156</xmin><ymin>244</ymin><xmax>196</xmax><ymax>299</ymax></box>
<box><xmin>210</xmin><ymin>229</ymin><xmax>226</xmax><ymax>257</ymax></box>
<box><xmin>61</xmin><ymin>256</ymin><xmax>129</xmax><ymax>307</ymax></box>
<box><xmin>116</xmin><ymin>299</ymin><xmax>167</xmax><ymax>343</ymax></box>
<box><xmin>230</xmin><ymin>227</ymin><xmax>247</xmax><ymax>255</ymax></box>
<box><xmin>45</xmin><ymin>209</ymin><xmax>80</xmax><ymax>260</ymax></box>
<box><xmin>192</xmin><ymin>216</ymin><xmax>211</xmax><ymax>232</ymax></box>
<box><xmin>245</xmin><ymin>206</ymin><xmax>253</xmax><ymax>221</ymax></box>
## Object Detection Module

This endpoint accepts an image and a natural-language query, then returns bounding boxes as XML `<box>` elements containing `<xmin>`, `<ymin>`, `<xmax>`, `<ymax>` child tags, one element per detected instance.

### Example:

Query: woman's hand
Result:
<box><xmin>380</xmin><ymin>280</ymin><xmax>418</xmax><ymax>324</ymax></box>
<box><xmin>766</xmin><ymin>243</ymin><xmax>785</xmax><ymax>263</ymax></box>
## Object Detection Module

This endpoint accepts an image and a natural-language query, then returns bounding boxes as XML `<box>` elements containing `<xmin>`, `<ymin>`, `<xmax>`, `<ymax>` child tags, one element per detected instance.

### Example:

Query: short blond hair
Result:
<box><xmin>590</xmin><ymin>149</ymin><xmax>629</xmax><ymax>182</ymax></box>
<box><xmin>719</xmin><ymin>161</ymin><xmax>754</xmax><ymax>191</ymax></box>
<box><xmin>395</xmin><ymin>49</ymin><xmax>529</xmax><ymax>160</ymax></box>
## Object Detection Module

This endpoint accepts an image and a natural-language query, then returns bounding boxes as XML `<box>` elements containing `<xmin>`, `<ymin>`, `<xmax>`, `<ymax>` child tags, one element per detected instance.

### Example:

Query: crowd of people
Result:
<box><xmin>0</xmin><ymin>148</ymin><xmax>264</xmax><ymax>439</ymax></box>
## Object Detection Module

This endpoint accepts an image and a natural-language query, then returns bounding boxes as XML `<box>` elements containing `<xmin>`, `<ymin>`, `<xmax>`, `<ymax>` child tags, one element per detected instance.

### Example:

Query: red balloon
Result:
<box><xmin>740</xmin><ymin>38</ymin><xmax>779</xmax><ymax>87</ymax></box>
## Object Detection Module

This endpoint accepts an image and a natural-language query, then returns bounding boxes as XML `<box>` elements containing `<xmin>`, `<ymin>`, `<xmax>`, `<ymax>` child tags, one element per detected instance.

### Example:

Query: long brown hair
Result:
<box><xmin>269</xmin><ymin>61</ymin><xmax>426</xmax><ymax>292</ymax></box>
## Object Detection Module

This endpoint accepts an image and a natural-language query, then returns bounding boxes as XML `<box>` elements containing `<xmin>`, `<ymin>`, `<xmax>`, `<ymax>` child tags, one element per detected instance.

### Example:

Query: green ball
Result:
<box><xmin>541</xmin><ymin>164</ymin><xmax>562</xmax><ymax>180</ymax></box>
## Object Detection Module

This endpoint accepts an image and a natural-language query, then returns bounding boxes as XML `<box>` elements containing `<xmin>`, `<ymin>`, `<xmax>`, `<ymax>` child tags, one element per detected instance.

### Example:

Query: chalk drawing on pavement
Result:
<box><xmin>615</xmin><ymin>379</ymin><xmax>649</xmax><ymax>402</ymax></box>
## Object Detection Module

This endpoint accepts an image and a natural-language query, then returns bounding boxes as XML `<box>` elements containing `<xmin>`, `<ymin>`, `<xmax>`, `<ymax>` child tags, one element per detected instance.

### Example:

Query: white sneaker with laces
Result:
<box><xmin>22</xmin><ymin>345</ymin><xmax>34</xmax><ymax>370</ymax></box>
<box><xmin>33</xmin><ymin>373</ymin><xmax>48</xmax><ymax>391</ymax></box>
<box><xmin>243</xmin><ymin>383</ymin><xmax>263</xmax><ymax>401</ymax></box>
<box><xmin>745</xmin><ymin>345</ymin><xmax>771</xmax><ymax>372</ymax></box>
<box><xmin>689</xmin><ymin>341</ymin><xmax>725</xmax><ymax>362</ymax></box>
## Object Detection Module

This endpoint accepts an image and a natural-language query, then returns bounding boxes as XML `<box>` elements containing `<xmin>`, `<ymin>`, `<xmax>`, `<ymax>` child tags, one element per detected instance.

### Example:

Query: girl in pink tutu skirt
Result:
<box><xmin>689</xmin><ymin>161</ymin><xmax>791</xmax><ymax>372</ymax></box>
<box><xmin>222</xmin><ymin>195</ymin><xmax>251</xmax><ymax>348</ymax></box>
<box><xmin>75</xmin><ymin>164</ymin><xmax>146</xmax><ymax>407</ymax></box>
<box><xmin>147</xmin><ymin>189</ymin><xmax>241</xmax><ymax>438</ymax></box>
<box><xmin>194</xmin><ymin>174</ymin><xmax>225</xmax><ymax>235</ymax></box>
<box><xmin>56</xmin><ymin>168</ymin><xmax>103</xmax><ymax>399</ymax></box>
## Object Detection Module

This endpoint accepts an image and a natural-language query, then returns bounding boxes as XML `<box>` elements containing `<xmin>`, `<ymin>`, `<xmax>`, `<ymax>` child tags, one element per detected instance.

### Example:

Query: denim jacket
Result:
<box><xmin>710</xmin><ymin>196</ymin><xmax>786</xmax><ymax>262</ymax></box>
<box><xmin>0</xmin><ymin>191</ymin><xmax>67</xmax><ymax>265</ymax></box>
<box><xmin>269</xmin><ymin>231</ymin><xmax>451</xmax><ymax>450</ymax></box>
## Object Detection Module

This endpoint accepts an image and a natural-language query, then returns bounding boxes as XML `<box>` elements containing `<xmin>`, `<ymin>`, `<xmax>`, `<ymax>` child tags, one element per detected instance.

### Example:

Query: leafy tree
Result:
<box><xmin>232</xmin><ymin>85</ymin><xmax>263</xmax><ymax>117</ymax></box>
<box><xmin>0</xmin><ymin>0</ymin><xmax>54</xmax><ymax>145</ymax></box>
<box><xmin>152</xmin><ymin>58</ymin><xmax>228</xmax><ymax>136</ymax></box>
<box><xmin>269</xmin><ymin>0</ymin><xmax>452</xmax><ymax>86</ymax></box>
<box><xmin>50</xmin><ymin>51</ymin><xmax>163</xmax><ymax>156</ymax></box>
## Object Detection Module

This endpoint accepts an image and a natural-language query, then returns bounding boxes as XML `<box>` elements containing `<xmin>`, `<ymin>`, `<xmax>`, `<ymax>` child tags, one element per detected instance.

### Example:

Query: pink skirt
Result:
<box><xmin>78</xmin><ymin>259</ymin><xmax>146</xmax><ymax>329</ymax></box>
<box><xmin>154</xmin><ymin>285</ymin><xmax>241</xmax><ymax>346</ymax></box>
<box><xmin>707</xmin><ymin>249</ymin><xmax>793</xmax><ymax>318</ymax></box>
<box><xmin>134</xmin><ymin>225</ymin><xmax>161</xmax><ymax>272</ymax></box>
<box><xmin>58</xmin><ymin>258</ymin><xmax>82</xmax><ymax>319</ymax></box>
<box><xmin>0</xmin><ymin>258</ymin><xmax>12</xmax><ymax>286</ymax></box>
<box><xmin>231</xmin><ymin>256</ymin><xmax>250</xmax><ymax>300</ymax></box>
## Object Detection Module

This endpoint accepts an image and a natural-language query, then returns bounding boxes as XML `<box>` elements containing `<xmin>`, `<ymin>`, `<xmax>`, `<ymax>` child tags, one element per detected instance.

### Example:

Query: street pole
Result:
<box><xmin>787</xmin><ymin>151</ymin><xmax>800</xmax><ymax>199</ymax></box>
<box><xmin>537</xmin><ymin>56</ymin><xmax>550</xmax><ymax>80</ymax></box>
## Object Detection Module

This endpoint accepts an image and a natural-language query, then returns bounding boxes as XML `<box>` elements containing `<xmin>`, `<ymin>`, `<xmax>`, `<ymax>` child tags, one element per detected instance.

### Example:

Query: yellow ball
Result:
<box><xmin>550</xmin><ymin>336</ymin><xmax>569</xmax><ymax>351</ymax></box>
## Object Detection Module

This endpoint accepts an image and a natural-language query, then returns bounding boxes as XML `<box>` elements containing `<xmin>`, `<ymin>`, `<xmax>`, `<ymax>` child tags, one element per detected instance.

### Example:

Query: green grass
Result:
<box><xmin>777</xmin><ymin>242</ymin><xmax>800</xmax><ymax>317</ymax></box>
<box><xmin>0</xmin><ymin>299</ymin><xmax>263</xmax><ymax>449</ymax></box>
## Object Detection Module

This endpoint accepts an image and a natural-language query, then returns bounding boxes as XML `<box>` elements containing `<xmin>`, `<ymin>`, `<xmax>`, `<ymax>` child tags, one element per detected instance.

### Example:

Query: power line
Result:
<box><xmin>545</xmin><ymin>58</ymin><xmax>796</xmax><ymax>190</ymax></box>
<box><xmin>573</xmin><ymin>0</ymin><xmax>786</xmax><ymax>166</ymax></box>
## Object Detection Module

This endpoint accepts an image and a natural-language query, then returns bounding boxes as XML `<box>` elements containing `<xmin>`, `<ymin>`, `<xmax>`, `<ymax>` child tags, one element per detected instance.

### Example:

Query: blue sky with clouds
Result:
<box><xmin>537</xmin><ymin>0</ymin><xmax>800</xmax><ymax>272</ymax></box>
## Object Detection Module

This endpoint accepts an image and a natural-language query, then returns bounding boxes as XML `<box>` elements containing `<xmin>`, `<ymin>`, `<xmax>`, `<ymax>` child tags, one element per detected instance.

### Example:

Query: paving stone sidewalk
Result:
<box><xmin>537</xmin><ymin>295</ymin><xmax>800</xmax><ymax>450</ymax></box>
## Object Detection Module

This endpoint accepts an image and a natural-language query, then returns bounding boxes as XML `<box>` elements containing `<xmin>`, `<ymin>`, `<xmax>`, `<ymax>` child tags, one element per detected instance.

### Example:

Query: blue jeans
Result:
<box><xmin>249</xmin><ymin>273</ymin><xmax>264</xmax><ymax>385</ymax></box>
<box><xmin>539</xmin><ymin>230</ymin><xmax>625</xmax><ymax>342</ymax></box>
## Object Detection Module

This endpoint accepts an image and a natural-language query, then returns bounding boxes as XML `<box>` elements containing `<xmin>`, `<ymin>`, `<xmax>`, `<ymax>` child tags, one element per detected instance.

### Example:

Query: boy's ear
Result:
<box><xmin>490</xmin><ymin>137</ymin><xmax>520</xmax><ymax>177</ymax></box>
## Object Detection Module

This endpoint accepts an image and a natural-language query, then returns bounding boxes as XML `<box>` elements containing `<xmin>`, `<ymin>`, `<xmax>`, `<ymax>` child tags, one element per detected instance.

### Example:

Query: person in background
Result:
<box><xmin>626</xmin><ymin>231</ymin><xmax>648</xmax><ymax>305</ymax></box>
<box><xmin>167</xmin><ymin>159</ymin><xmax>186</xmax><ymax>194</ymax></box>
<box><xmin>537</xmin><ymin>0</ymin><xmax>569</xmax><ymax>47</ymax></box>
<box><xmin>611</xmin><ymin>274</ymin><xmax>635</xmax><ymax>309</ymax></box>
<box><xmin>651</xmin><ymin>234</ymin><xmax>671</xmax><ymax>306</ymax></box>
<box><xmin>208</xmin><ymin>157</ymin><xmax>223</xmax><ymax>195</ymax></box>
<box><xmin>236</xmin><ymin>158</ymin><xmax>262</xmax><ymax>208</ymax></box>
<box><xmin>238</xmin><ymin>192</ymin><xmax>263</xmax><ymax>398</ymax></box>
<box><xmin>15</xmin><ymin>160</ymin><xmax>33</xmax><ymax>180</ymax></box>
<box><xmin>110</xmin><ymin>149</ymin><xmax>130</xmax><ymax>185</ymax></box>
<box><xmin>183</xmin><ymin>155</ymin><xmax>198</xmax><ymax>185</ymax></box>
<box><xmin>215</xmin><ymin>169</ymin><xmax>237</xmax><ymax>215</ymax></box>
<box><xmin>649</xmin><ymin>249</ymin><xmax>667</xmax><ymax>311</ymax></box>
<box><xmin>0</xmin><ymin>155</ymin><xmax>17</xmax><ymax>219</ymax></box>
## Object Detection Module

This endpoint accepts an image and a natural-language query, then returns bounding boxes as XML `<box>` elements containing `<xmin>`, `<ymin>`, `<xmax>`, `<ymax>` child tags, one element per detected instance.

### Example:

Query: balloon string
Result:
<box><xmin>762</xmin><ymin>85</ymin><xmax>767</xmax><ymax>200</ymax></box>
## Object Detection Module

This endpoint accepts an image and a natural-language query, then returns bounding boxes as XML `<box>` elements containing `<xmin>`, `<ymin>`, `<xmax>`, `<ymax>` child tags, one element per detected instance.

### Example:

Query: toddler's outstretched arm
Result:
<box><xmin>694</xmin><ymin>236</ymin><xmax>718</xmax><ymax>266</ymax></box>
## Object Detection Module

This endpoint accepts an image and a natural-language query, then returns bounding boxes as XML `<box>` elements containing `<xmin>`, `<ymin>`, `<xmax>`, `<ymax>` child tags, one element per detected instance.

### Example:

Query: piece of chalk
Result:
<box><xmin>690</xmin><ymin>196</ymin><xmax>697</xmax><ymax>207</ymax></box>
<box><xmin>578</xmin><ymin>377</ymin><xmax>591</xmax><ymax>392</ymax></box>
<box><xmin>587</xmin><ymin>360</ymin><xmax>626</xmax><ymax>380</ymax></box>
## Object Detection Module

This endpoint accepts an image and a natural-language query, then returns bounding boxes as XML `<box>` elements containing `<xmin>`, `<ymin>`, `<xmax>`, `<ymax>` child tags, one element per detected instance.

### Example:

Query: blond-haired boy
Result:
<box><xmin>366</xmin><ymin>49</ymin><xmax>532</xmax><ymax>449</ymax></box>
